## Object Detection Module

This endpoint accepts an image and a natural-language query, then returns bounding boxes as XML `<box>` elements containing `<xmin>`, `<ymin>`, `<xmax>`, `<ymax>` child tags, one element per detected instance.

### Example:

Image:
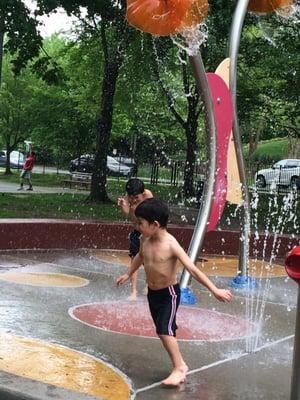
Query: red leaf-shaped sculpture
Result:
<box><xmin>248</xmin><ymin>0</ymin><xmax>293</xmax><ymax>13</ymax></box>
<box><xmin>126</xmin><ymin>0</ymin><xmax>208</xmax><ymax>36</ymax></box>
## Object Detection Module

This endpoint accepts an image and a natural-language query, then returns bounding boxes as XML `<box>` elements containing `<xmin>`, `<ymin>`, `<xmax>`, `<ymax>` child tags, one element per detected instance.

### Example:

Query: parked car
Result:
<box><xmin>0</xmin><ymin>150</ymin><xmax>25</xmax><ymax>169</ymax></box>
<box><xmin>255</xmin><ymin>159</ymin><xmax>300</xmax><ymax>189</ymax></box>
<box><xmin>69</xmin><ymin>154</ymin><xmax>133</xmax><ymax>177</ymax></box>
<box><xmin>114</xmin><ymin>156</ymin><xmax>137</xmax><ymax>175</ymax></box>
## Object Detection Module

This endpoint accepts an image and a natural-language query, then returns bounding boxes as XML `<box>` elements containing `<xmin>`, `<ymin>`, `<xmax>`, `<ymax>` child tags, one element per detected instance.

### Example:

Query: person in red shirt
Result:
<box><xmin>18</xmin><ymin>151</ymin><xmax>36</xmax><ymax>191</ymax></box>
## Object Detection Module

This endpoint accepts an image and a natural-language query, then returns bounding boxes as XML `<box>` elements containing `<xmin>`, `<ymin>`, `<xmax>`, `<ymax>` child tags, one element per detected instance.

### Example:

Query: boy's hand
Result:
<box><xmin>116</xmin><ymin>273</ymin><xmax>130</xmax><ymax>287</ymax></box>
<box><xmin>213</xmin><ymin>288</ymin><xmax>233</xmax><ymax>302</ymax></box>
<box><xmin>117</xmin><ymin>197</ymin><xmax>126</xmax><ymax>207</ymax></box>
<box><xmin>117</xmin><ymin>197</ymin><xmax>130</xmax><ymax>214</ymax></box>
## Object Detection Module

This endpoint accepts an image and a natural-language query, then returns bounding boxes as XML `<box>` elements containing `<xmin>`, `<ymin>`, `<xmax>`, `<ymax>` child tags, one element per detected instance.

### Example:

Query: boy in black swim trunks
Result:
<box><xmin>116</xmin><ymin>198</ymin><xmax>232</xmax><ymax>386</ymax></box>
<box><xmin>117</xmin><ymin>178</ymin><xmax>153</xmax><ymax>300</ymax></box>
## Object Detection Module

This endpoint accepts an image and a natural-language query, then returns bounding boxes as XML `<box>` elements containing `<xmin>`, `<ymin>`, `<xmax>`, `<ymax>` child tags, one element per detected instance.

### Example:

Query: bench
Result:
<box><xmin>63</xmin><ymin>172</ymin><xmax>92</xmax><ymax>189</ymax></box>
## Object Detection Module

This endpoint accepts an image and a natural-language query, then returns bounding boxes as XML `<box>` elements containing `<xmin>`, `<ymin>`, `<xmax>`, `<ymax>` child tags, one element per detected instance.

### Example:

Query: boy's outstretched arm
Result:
<box><xmin>173</xmin><ymin>242</ymin><xmax>233</xmax><ymax>302</ymax></box>
<box><xmin>116</xmin><ymin>252</ymin><xmax>143</xmax><ymax>287</ymax></box>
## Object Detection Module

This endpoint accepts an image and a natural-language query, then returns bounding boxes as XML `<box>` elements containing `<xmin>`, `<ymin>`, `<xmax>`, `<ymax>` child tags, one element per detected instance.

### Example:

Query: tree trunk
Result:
<box><xmin>0</xmin><ymin>19</ymin><xmax>4</xmax><ymax>88</ymax></box>
<box><xmin>287</xmin><ymin>135</ymin><xmax>300</xmax><ymax>158</ymax></box>
<box><xmin>4</xmin><ymin>144</ymin><xmax>12</xmax><ymax>175</ymax></box>
<box><xmin>248</xmin><ymin>122</ymin><xmax>263</xmax><ymax>157</ymax></box>
<box><xmin>89</xmin><ymin>58</ymin><xmax>123</xmax><ymax>202</ymax></box>
<box><xmin>89</xmin><ymin>21</ymin><xmax>129</xmax><ymax>203</ymax></box>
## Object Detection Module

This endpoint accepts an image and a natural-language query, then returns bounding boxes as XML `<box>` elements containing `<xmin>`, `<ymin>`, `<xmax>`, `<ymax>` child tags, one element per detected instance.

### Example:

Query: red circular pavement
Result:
<box><xmin>70</xmin><ymin>301</ymin><xmax>253</xmax><ymax>341</ymax></box>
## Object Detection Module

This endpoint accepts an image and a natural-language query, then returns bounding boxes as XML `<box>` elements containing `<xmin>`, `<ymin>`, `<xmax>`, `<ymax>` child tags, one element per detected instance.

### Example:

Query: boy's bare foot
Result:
<box><xmin>162</xmin><ymin>364</ymin><xmax>188</xmax><ymax>386</ymax></box>
<box><xmin>127</xmin><ymin>291</ymin><xmax>137</xmax><ymax>301</ymax></box>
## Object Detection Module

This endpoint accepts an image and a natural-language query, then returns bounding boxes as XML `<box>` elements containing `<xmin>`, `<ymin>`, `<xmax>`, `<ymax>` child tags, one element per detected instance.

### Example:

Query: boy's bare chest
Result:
<box><xmin>142</xmin><ymin>241</ymin><xmax>172</xmax><ymax>264</ymax></box>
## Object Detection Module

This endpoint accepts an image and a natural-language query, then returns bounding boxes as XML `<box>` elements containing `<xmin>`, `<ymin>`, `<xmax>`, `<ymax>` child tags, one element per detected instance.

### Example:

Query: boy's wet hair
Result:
<box><xmin>125</xmin><ymin>178</ymin><xmax>144</xmax><ymax>196</ymax></box>
<box><xmin>135</xmin><ymin>198</ymin><xmax>169</xmax><ymax>228</ymax></box>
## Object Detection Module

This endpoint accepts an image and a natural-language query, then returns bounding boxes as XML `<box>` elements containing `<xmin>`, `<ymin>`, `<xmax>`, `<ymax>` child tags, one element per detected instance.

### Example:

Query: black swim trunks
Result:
<box><xmin>129</xmin><ymin>229</ymin><xmax>141</xmax><ymax>257</ymax></box>
<box><xmin>147</xmin><ymin>284</ymin><xmax>181</xmax><ymax>337</ymax></box>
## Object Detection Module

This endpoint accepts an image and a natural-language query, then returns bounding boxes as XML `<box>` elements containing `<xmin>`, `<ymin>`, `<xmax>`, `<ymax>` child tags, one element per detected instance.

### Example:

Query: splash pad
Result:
<box><xmin>0</xmin><ymin>248</ymin><xmax>296</xmax><ymax>400</ymax></box>
<box><xmin>70</xmin><ymin>301</ymin><xmax>253</xmax><ymax>341</ymax></box>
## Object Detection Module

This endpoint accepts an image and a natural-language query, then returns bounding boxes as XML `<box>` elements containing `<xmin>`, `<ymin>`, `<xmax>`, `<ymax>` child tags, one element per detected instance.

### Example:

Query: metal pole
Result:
<box><xmin>290</xmin><ymin>289</ymin><xmax>300</xmax><ymax>400</ymax></box>
<box><xmin>179</xmin><ymin>52</ymin><xmax>217</xmax><ymax>289</ymax></box>
<box><xmin>229</xmin><ymin>0</ymin><xmax>251</xmax><ymax>278</ymax></box>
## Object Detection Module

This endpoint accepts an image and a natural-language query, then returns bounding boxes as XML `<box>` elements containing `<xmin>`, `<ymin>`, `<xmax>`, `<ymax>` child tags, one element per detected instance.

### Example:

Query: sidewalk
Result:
<box><xmin>0</xmin><ymin>181</ymin><xmax>88</xmax><ymax>195</ymax></box>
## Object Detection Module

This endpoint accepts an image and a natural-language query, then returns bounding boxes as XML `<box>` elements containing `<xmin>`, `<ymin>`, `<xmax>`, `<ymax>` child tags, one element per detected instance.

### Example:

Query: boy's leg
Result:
<box><xmin>18</xmin><ymin>173</ymin><xmax>24</xmax><ymax>190</ymax></box>
<box><xmin>159</xmin><ymin>335</ymin><xmax>188</xmax><ymax>385</ymax></box>
<box><xmin>128</xmin><ymin>230</ymin><xmax>141</xmax><ymax>300</ymax></box>
<box><xmin>26</xmin><ymin>172</ymin><xmax>33</xmax><ymax>190</ymax></box>
<box><xmin>27</xmin><ymin>178</ymin><xmax>33</xmax><ymax>190</ymax></box>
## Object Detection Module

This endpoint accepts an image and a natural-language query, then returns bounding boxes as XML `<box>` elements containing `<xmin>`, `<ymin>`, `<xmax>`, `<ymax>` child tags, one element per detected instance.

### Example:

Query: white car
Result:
<box><xmin>0</xmin><ymin>150</ymin><xmax>25</xmax><ymax>168</ymax></box>
<box><xmin>255</xmin><ymin>159</ymin><xmax>300</xmax><ymax>189</ymax></box>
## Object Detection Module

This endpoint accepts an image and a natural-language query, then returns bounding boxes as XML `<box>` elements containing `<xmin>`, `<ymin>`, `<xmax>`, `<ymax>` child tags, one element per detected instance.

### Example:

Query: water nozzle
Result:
<box><xmin>285</xmin><ymin>246</ymin><xmax>300</xmax><ymax>283</ymax></box>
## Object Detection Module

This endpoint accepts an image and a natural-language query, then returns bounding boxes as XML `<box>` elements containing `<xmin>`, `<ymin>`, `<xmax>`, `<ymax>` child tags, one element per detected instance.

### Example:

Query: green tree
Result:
<box><xmin>0</xmin><ymin>0</ymin><xmax>43</xmax><ymax>86</ymax></box>
<box><xmin>0</xmin><ymin>58</ymin><xmax>35</xmax><ymax>174</ymax></box>
<box><xmin>37</xmin><ymin>0</ymin><xmax>132</xmax><ymax>202</ymax></box>
<box><xmin>237</xmin><ymin>8</ymin><xmax>299</xmax><ymax>158</ymax></box>
<box><xmin>29</xmin><ymin>36</ymin><xmax>97</xmax><ymax>166</ymax></box>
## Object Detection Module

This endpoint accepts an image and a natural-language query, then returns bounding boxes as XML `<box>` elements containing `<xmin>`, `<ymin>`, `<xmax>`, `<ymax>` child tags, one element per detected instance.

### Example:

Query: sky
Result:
<box><xmin>24</xmin><ymin>0</ymin><xmax>75</xmax><ymax>37</ymax></box>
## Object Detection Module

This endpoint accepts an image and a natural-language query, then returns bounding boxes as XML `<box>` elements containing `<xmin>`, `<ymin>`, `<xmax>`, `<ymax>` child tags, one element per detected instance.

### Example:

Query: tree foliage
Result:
<box><xmin>0</xmin><ymin>0</ymin><xmax>43</xmax><ymax>83</ymax></box>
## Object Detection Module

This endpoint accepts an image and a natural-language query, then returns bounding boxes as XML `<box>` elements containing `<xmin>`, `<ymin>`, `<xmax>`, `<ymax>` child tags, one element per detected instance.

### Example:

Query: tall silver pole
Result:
<box><xmin>290</xmin><ymin>289</ymin><xmax>300</xmax><ymax>400</ymax></box>
<box><xmin>180</xmin><ymin>53</ymin><xmax>217</xmax><ymax>288</ymax></box>
<box><xmin>229</xmin><ymin>0</ymin><xmax>251</xmax><ymax>277</ymax></box>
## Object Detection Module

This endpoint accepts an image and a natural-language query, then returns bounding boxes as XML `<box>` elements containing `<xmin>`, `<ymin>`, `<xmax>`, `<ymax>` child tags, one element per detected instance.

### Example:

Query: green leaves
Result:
<box><xmin>1</xmin><ymin>0</ymin><xmax>42</xmax><ymax>74</ymax></box>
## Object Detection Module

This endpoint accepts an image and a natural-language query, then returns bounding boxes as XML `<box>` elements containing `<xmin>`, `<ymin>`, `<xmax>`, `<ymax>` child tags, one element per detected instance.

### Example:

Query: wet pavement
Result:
<box><xmin>0</xmin><ymin>249</ymin><xmax>297</xmax><ymax>399</ymax></box>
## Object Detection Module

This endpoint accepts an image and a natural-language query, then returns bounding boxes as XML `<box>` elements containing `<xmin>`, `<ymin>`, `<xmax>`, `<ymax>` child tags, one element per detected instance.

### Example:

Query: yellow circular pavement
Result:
<box><xmin>0</xmin><ymin>272</ymin><xmax>89</xmax><ymax>287</ymax></box>
<box><xmin>91</xmin><ymin>250</ymin><xmax>285</xmax><ymax>278</ymax></box>
<box><xmin>0</xmin><ymin>333</ymin><xmax>131</xmax><ymax>400</ymax></box>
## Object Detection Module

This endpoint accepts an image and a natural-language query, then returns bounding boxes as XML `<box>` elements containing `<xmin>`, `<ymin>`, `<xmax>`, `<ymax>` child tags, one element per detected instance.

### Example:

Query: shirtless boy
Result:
<box><xmin>117</xmin><ymin>178</ymin><xmax>153</xmax><ymax>300</ymax></box>
<box><xmin>116</xmin><ymin>198</ymin><xmax>233</xmax><ymax>386</ymax></box>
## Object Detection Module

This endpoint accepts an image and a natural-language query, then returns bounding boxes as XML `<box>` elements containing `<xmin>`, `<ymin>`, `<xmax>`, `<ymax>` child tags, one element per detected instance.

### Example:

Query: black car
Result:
<box><xmin>69</xmin><ymin>154</ymin><xmax>133</xmax><ymax>177</ymax></box>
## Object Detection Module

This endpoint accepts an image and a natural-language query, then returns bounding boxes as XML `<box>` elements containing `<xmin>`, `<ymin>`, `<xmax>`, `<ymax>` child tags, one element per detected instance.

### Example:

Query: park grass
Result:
<box><xmin>0</xmin><ymin>189</ymin><xmax>298</xmax><ymax>235</ymax></box>
<box><xmin>245</xmin><ymin>137</ymin><xmax>300</xmax><ymax>163</ymax></box>
<box><xmin>224</xmin><ymin>192</ymin><xmax>300</xmax><ymax>235</ymax></box>
<box><xmin>0</xmin><ymin>165</ymin><xmax>299</xmax><ymax>235</ymax></box>
<box><xmin>0</xmin><ymin>193</ymin><xmax>123</xmax><ymax>220</ymax></box>
<box><xmin>0</xmin><ymin>170</ymin><xmax>181</xmax><ymax>220</ymax></box>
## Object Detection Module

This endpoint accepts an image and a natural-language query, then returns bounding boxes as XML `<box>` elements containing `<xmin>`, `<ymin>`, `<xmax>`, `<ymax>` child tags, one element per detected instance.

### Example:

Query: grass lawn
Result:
<box><xmin>0</xmin><ymin>168</ymin><xmax>298</xmax><ymax>235</ymax></box>
<box><xmin>0</xmin><ymin>193</ymin><xmax>124</xmax><ymax>220</ymax></box>
<box><xmin>245</xmin><ymin>138</ymin><xmax>300</xmax><ymax>162</ymax></box>
<box><xmin>0</xmin><ymin>170</ymin><xmax>182</xmax><ymax>219</ymax></box>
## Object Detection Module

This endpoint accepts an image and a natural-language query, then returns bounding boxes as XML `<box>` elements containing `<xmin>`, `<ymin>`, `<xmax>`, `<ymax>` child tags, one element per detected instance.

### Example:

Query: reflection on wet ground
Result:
<box><xmin>91</xmin><ymin>249</ymin><xmax>286</xmax><ymax>277</ymax></box>
<box><xmin>0</xmin><ymin>249</ymin><xmax>296</xmax><ymax>400</ymax></box>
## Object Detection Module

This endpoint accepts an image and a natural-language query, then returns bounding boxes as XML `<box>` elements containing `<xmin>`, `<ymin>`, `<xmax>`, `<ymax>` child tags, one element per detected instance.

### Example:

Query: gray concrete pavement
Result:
<box><xmin>0</xmin><ymin>249</ymin><xmax>297</xmax><ymax>399</ymax></box>
<box><xmin>0</xmin><ymin>180</ymin><xmax>88</xmax><ymax>194</ymax></box>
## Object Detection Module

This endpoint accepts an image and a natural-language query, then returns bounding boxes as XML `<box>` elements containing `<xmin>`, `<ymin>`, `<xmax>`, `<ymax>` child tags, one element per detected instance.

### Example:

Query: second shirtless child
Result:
<box><xmin>116</xmin><ymin>198</ymin><xmax>233</xmax><ymax>385</ymax></box>
<box><xmin>117</xmin><ymin>178</ymin><xmax>153</xmax><ymax>300</ymax></box>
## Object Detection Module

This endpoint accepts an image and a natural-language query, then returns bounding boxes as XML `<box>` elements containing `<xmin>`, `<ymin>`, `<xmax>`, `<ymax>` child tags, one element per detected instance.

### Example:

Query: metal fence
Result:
<box><xmin>149</xmin><ymin>160</ymin><xmax>206</xmax><ymax>186</ymax></box>
<box><xmin>146</xmin><ymin>159</ymin><xmax>300</xmax><ymax>195</ymax></box>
